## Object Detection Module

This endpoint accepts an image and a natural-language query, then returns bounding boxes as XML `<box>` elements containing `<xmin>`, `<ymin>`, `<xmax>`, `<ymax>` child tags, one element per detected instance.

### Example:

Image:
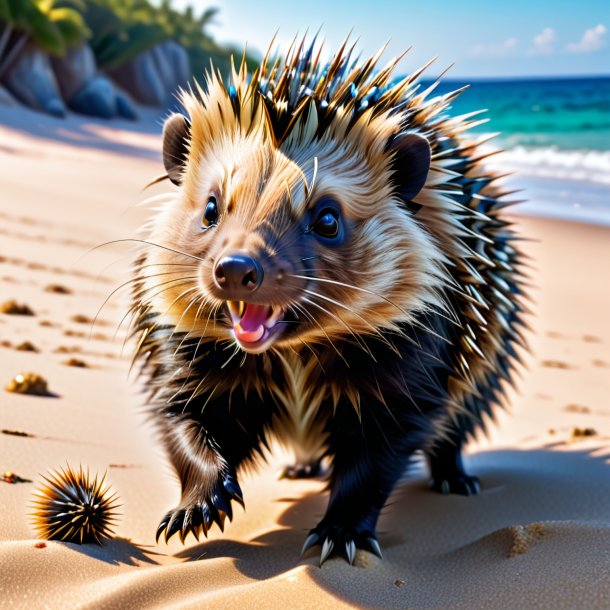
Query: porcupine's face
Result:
<box><xmin>143</xmin><ymin>74</ymin><xmax>445</xmax><ymax>355</ymax></box>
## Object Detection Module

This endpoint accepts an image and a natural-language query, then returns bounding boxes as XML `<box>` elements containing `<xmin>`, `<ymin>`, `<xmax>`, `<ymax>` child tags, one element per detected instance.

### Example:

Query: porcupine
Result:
<box><xmin>129</xmin><ymin>35</ymin><xmax>527</xmax><ymax>565</ymax></box>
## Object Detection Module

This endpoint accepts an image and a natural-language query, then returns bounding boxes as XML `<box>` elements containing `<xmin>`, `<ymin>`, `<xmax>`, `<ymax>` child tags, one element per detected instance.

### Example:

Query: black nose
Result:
<box><xmin>213</xmin><ymin>253</ymin><xmax>263</xmax><ymax>293</ymax></box>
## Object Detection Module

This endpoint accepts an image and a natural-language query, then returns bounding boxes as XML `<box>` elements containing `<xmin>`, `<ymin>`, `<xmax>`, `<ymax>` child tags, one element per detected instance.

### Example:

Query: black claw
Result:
<box><xmin>165</xmin><ymin>511</ymin><xmax>183</xmax><ymax>542</ymax></box>
<box><xmin>208</xmin><ymin>505</ymin><xmax>220</xmax><ymax>529</ymax></box>
<box><xmin>345</xmin><ymin>540</ymin><xmax>356</xmax><ymax>565</ymax></box>
<box><xmin>304</xmin><ymin>524</ymin><xmax>382</xmax><ymax>566</ymax></box>
<box><xmin>224</xmin><ymin>478</ymin><xmax>244</xmax><ymax>507</ymax></box>
<box><xmin>157</xmin><ymin>473</ymin><xmax>244</xmax><ymax>545</ymax></box>
<box><xmin>156</xmin><ymin>516</ymin><xmax>169</xmax><ymax>543</ymax></box>
<box><xmin>366</xmin><ymin>536</ymin><xmax>383</xmax><ymax>559</ymax></box>
<box><xmin>200</xmin><ymin>505</ymin><xmax>210</xmax><ymax>537</ymax></box>
<box><xmin>320</xmin><ymin>537</ymin><xmax>334</xmax><ymax>566</ymax></box>
<box><xmin>214</xmin><ymin>492</ymin><xmax>232</xmax><ymax>520</ymax></box>
<box><xmin>301</xmin><ymin>532</ymin><xmax>320</xmax><ymax>556</ymax></box>
<box><xmin>430</xmin><ymin>475</ymin><xmax>480</xmax><ymax>496</ymax></box>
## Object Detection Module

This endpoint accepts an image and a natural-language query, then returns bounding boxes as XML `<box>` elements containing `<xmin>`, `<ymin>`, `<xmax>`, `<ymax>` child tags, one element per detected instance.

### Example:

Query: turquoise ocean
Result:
<box><xmin>425</xmin><ymin>76</ymin><xmax>610</xmax><ymax>225</ymax></box>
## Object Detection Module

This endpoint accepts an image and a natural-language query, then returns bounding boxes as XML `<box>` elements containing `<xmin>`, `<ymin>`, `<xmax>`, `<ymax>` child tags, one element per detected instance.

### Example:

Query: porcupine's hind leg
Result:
<box><xmin>425</xmin><ymin>431</ymin><xmax>480</xmax><ymax>496</ymax></box>
<box><xmin>155</xmin><ymin>389</ymin><xmax>274</xmax><ymax>544</ymax></box>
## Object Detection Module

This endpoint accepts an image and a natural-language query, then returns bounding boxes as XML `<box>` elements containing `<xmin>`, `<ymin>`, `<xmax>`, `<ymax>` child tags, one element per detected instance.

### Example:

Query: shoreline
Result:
<box><xmin>3</xmin><ymin>105</ymin><xmax>609</xmax><ymax>228</ymax></box>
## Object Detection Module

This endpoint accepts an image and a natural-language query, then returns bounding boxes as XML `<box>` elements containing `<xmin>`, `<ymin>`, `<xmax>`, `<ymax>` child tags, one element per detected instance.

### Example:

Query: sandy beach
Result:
<box><xmin>1</xmin><ymin>106</ymin><xmax>609</xmax><ymax>609</ymax></box>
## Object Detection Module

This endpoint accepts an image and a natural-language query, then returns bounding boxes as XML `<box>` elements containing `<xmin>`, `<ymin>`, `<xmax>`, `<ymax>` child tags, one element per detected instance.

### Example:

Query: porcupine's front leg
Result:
<box><xmin>302</xmin><ymin>402</ymin><xmax>420</xmax><ymax>565</ymax></box>
<box><xmin>155</xmin><ymin>394</ymin><xmax>272</xmax><ymax>544</ymax></box>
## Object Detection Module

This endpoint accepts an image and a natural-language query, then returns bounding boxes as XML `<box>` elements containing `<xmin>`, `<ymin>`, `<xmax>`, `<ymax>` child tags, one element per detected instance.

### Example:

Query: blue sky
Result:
<box><xmin>169</xmin><ymin>0</ymin><xmax>609</xmax><ymax>78</ymax></box>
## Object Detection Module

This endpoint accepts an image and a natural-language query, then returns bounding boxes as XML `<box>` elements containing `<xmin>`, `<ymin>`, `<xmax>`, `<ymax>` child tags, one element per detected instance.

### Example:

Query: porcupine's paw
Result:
<box><xmin>156</xmin><ymin>474</ymin><xmax>244</xmax><ymax>544</ymax></box>
<box><xmin>277</xmin><ymin>460</ymin><xmax>324</xmax><ymax>480</ymax></box>
<box><xmin>430</xmin><ymin>474</ymin><xmax>480</xmax><ymax>496</ymax></box>
<box><xmin>301</xmin><ymin>522</ymin><xmax>383</xmax><ymax>566</ymax></box>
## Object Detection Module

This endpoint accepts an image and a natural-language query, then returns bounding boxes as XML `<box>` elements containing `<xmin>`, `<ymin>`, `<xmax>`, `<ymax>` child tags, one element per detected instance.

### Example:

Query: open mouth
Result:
<box><xmin>226</xmin><ymin>300</ymin><xmax>285</xmax><ymax>353</ymax></box>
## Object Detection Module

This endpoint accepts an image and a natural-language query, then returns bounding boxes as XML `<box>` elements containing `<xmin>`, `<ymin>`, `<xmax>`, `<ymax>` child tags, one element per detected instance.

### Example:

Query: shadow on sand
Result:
<box><xmin>69</xmin><ymin>537</ymin><xmax>161</xmax><ymax>567</ymax></box>
<box><xmin>0</xmin><ymin>105</ymin><xmax>164</xmax><ymax>160</ymax></box>
<box><xmin>172</xmin><ymin>446</ymin><xmax>609</xmax><ymax>607</ymax></box>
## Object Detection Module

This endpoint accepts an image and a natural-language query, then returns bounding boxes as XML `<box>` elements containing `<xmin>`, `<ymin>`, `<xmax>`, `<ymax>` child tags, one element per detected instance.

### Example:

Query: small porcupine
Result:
<box><xmin>130</xmin><ymin>35</ymin><xmax>527</xmax><ymax>564</ymax></box>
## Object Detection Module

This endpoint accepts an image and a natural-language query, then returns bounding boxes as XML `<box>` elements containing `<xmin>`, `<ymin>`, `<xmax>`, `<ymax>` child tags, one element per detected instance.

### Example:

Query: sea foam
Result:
<box><xmin>494</xmin><ymin>146</ymin><xmax>610</xmax><ymax>186</ymax></box>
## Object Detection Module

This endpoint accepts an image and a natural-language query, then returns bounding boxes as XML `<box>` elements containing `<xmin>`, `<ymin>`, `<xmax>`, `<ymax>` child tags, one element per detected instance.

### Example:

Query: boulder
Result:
<box><xmin>151</xmin><ymin>44</ymin><xmax>175</xmax><ymax>94</ymax></box>
<box><xmin>51</xmin><ymin>43</ymin><xmax>138</xmax><ymax>120</ymax></box>
<box><xmin>51</xmin><ymin>43</ymin><xmax>96</xmax><ymax>101</ymax></box>
<box><xmin>115</xmin><ymin>90</ymin><xmax>138</xmax><ymax>120</ymax></box>
<box><xmin>106</xmin><ymin>41</ymin><xmax>191</xmax><ymax>108</ymax></box>
<box><xmin>68</xmin><ymin>75</ymin><xmax>116</xmax><ymax>119</ymax></box>
<box><xmin>0</xmin><ymin>84</ymin><xmax>17</xmax><ymax>106</ymax></box>
<box><xmin>107</xmin><ymin>50</ymin><xmax>166</xmax><ymax>106</ymax></box>
<box><xmin>160</xmin><ymin>41</ymin><xmax>191</xmax><ymax>89</ymax></box>
<box><xmin>1</xmin><ymin>42</ymin><xmax>65</xmax><ymax>117</ymax></box>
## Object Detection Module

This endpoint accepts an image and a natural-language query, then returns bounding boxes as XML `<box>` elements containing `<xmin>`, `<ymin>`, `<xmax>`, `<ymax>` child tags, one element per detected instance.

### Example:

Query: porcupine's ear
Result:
<box><xmin>389</xmin><ymin>132</ymin><xmax>431</xmax><ymax>205</ymax></box>
<box><xmin>163</xmin><ymin>113</ymin><xmax>191</xmax><ymax>186</ymax></box>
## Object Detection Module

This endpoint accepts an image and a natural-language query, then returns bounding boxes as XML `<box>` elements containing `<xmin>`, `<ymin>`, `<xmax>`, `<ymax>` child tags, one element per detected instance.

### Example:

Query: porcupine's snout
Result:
<box><xmin>209</xmin><ymin>249</ymin><xmax>293</xmax><ymax>353</ymax></box>
<box><xmin>213</xmin><ymin>252</ymin><xmax>264</xmax><ymax>296</ymax></box>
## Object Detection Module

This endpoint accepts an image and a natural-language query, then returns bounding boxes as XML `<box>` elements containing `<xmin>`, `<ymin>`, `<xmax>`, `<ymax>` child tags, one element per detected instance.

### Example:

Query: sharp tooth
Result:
<box><xmin>228</xmin><ymin>301</ymin><xmax>244</xmax><ymax>319</ymax></box>
<box><xmin>265</xmin><ymin>305</ymin><xmax>284</xmax><ymax>328</ymax></box>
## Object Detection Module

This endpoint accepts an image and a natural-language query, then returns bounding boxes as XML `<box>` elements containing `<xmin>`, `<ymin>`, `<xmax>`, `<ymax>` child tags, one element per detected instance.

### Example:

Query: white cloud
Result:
<box><xmin>531</xmin><ymin>27</ymin><xmax>556</xmax><ymax>55</ymax></box>
<box><xmin>469</xmin><ymin>37</ymin><xmax>519</xmax><ymax>58</ymax></box>
<box><xmin>567</xmin><ymin>24</ymin><xmax>607</xmax><ymax>53</ymax></box>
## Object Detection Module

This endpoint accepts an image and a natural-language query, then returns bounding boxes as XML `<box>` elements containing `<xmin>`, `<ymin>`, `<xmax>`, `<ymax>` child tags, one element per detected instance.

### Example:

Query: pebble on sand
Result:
<box><xmin>1</xmin><ymin>300</ymin><xmax>35</xmax><ymax>315</ymax></box>
<box><xmin>5</xmin><ymin>373</ymin><xmax>50</xmax><ymax>396</ymax></box>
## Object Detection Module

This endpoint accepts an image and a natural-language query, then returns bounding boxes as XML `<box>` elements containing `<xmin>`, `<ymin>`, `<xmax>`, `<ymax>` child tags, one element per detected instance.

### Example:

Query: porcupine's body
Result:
<box><xmin>130</xmin><ymin>36</ymin><xmax>527</xmax><ymax>564</ymax></box>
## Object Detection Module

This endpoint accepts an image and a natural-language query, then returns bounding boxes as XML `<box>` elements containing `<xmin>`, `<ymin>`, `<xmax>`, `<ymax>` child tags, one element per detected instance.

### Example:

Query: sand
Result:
<box><xmin>1</xmin><ymin>106</ymin><xmax>609</xmax><ymax>609</ymax></box>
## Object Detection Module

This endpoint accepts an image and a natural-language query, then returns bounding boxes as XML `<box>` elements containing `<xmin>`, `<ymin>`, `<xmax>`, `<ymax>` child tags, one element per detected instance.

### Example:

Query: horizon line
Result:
<box><xmin>421</xmin><ymin>72</ymin><xmax>610</xmax><ymax>82</ymax></box>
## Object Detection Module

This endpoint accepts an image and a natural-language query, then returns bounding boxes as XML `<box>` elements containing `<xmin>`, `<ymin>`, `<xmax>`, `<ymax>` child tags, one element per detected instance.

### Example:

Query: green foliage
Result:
<box><xmin>50</xmin><ymin>7</ymin><xmax>90</xmax><ymax>46</ymax></box>
<box><xmin>0</xmin><ymin>0</ymin><xmax>11</xmax><ymax>23</ymax></box>
<box><xmin>0</xmin><ymin>0</ymin><xmax>259</xmax><ymax>79</ymax></box>
<box><xmin>81</xmin><ymin>0</ymin><xmax>236</xmax><ymax>76</ymax></box>
<box><xmin>0</xmin><ymin>0</ymin><xmax>89</xmax><ymax>56</ymax></box>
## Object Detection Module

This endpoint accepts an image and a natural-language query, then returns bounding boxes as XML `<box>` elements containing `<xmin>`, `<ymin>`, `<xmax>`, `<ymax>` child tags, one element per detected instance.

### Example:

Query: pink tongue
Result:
<box><xmin>239</xmin><ymin>304</ymin><xmax>269</xmax><ymax>331</ymax></box>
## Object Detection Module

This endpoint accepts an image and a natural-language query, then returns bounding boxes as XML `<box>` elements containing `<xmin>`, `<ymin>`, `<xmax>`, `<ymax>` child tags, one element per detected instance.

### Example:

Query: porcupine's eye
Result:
<box><xmin>311</xmin><ymin>207</ymin><xmax>340</xmax><ymax>239</ymax></box>
<box><xmin>202</xmin><ymin>196</ymin><xmax>218</xmax><ymax>228</ymax></box>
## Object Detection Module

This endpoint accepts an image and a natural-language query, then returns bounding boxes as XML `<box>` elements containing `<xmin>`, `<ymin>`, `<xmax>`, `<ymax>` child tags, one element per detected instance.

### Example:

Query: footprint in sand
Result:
<box><xmin>2</xmin><ymin>429</ymin><xmax>35</xmax><ymax>438</ymax></box>
<box><xmin>564</xmin><ymin>404</ymin><xmax>591</xmax><ymax>414</ymax></box>
<box><xmin>64</xmin><ymin>330</ymin><xmax>86</xmax><ymax>338</ymax></box>
<box><xmin>61</xmin><ymin>358</ymin><xmax>89</xmax><ymax>368</ymax></box>
<box><xmin>44</xmin><ymin>284</ymin><xmax>72</xmax><ymax>295</ymax></box>
<box><xmin>593</xmin><ymin>359</ymin><xmax>610</xmax><ymax>368</ymax></box>
<box><xmin>570</xmin><ymin>426</ymin><xmax>597</xmax><ymax>441</ymax></box>
<box><xmin>70</xmin><ymin>314</ymin><xmax>110</xmax><ymax>327</ymax></box>
<box><xmin>15</xmin><ymin>341</ymin><xmax>38</xmax><ymax>352</ymax></box>
<box><xmin>546</xmin><ymin>331</ymin><xmax>566</xmax><ymax>339</ymax></box>
<box><xmin>1</xmin><ymin>255</ymin><xmax>113</xmax><ymax>284</ymax></box>
<box><xmin>582</xmin><ymin>334</ymin><xmax>603</xmax><ymax>343</ymax></box>
<box><xmin>541</xmin><ymin>359</ymin><xmax>574</xmax><ymax>370</ymax></box>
